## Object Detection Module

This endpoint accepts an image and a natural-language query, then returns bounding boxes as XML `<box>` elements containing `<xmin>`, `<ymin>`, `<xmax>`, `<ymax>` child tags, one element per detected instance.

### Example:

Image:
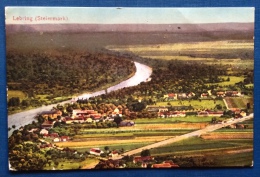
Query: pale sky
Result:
<box><xmin>5</xmin><ymin>7</ymin><xmax>255</xmax><ymax>24</ymax></box>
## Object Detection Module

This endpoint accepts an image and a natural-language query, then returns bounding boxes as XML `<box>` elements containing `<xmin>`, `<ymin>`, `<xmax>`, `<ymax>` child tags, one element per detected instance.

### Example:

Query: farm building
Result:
<box><xmin>152</xmin><ymin>160</ymin><xmax>179</xmax><ymax>168</ymax></box>
<box><xmin>109</xmin><ymin>151</ymin><xmax>119</xmax><ymax>158</ymax></box>
<box><xmin>90</xmin><ymin>148</ymin><xmax>104</xmax><ymax>156</ymax></box>
<box><xmin>40</xmin><ymin>129</ymin><xmax>48</xmax><ymax>135</ymax></box>
<box><xmin>158</xmin><ymin>111</ymin><xmax>186</xmax><ymax>118</ymax></box>
<box><xmin>40</xmin><ymin>110</ymin><xmax>62</xmax><ymax>120</ymax></box>
<box><xmin>41</xmin><ymin>121</ymin><xmax>54</xmax><ymax>129</ymax></box>
<box><xmin>198</xmin><ymin>111</ymin><xmax>223</xmax><ymax>117</ymax></box>
<box><xmin>225</xmin><ymin>91</ymin><xmax>241</xmax><ymax>97</ymax></box>
<box><xmin>119</xmin><ymin>120</ymin><xmax>135</xmax><ymax>127</ymax></box>
<box><xmin>146</xmin><ymin>105</ymin><xmax>171</xmax><ymax>112</ymax></box>
<box><xmin>72</xmin><ymin>109</ymin><xmax>96</xmax><ymax>118</ymax></box>
<box><xmin>133</xmin><ymin>156</ymin><xmax>154</xmax><ymax>164</ymax></box>
<box><xmin>200</xmin><ymin>93</ymin><xmax>209</xmax><ymax>98</ymax></box>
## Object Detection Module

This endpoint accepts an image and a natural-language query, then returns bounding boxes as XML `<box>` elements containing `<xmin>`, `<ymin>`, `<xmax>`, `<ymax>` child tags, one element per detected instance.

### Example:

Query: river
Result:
<box><xmin>8</xmin><ymin>62</ymin><xmax>152</xmax><ymax>137</ymax></box>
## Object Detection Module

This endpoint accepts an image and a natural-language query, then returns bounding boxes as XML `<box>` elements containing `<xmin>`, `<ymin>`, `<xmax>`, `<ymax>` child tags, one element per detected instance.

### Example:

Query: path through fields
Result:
<box><xmin>114</xmin><ymin>114</ymin><xmax>253</xmax><ymax>159</ymax></box>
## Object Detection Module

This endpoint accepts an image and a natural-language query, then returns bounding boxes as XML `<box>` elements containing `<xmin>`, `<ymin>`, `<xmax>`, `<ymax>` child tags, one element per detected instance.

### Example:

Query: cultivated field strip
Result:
<box><xmin>115</xmin><ymin>114</ymin><xmax>253</xmax><ymax>159</ymax></box>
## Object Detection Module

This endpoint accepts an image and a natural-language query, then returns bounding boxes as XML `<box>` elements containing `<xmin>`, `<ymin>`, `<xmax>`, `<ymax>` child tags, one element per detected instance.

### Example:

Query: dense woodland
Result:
<box><xmin>7</xmin><ymin>51</ymin><xmax>135</xmax><ymax>107</ymax></box>
<box><xmin>80</xmin><ymin>56</ymin><xmax>253</xmax><ymax>108</ymax></box>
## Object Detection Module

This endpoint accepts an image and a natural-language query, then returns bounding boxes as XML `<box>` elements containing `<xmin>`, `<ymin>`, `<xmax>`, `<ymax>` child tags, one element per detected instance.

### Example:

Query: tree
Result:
<box><xmin>211</xmin><ymin>117</ymin><xmax>217</xmax><ymax>124</ymax></box>
<box><xmin>247</xmin><ymin>102</ymin><xmax>251</xmax><ymax>109</ymax></box>
<box><xmin>113</xmin><ymin>115</ymin><xmax>122</xmax><ymax>127</ymax></box>
<box><xmin>226</xmin><ymin>77</ymin><xmax>230</xmax><ymax>81</ymax></box>
<box><xmin>104</xmin><ymin>146</ymin><xmax>110</xmax><ymax>153</ymax></box>
<box><xmin>215</xmin><ymin>104</ymin><xmax>222</xmax><ymax>110</ymax></box>
<box><xmin>140</xmin><ymin>149</ymin><xmax>151</xmax><ymax>157</ymax></box>
<box><xmin>37</xmin><ymin>115</ymin><xmax>45</xmax><ymax>124</ymax></box>
<box><xmin>8</xmin><ymin>97</ymin><xmax>20</xmax><ymax>107</ymax></box>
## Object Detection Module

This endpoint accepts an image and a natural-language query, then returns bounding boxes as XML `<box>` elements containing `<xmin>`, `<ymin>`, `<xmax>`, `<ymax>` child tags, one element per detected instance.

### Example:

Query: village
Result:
<box><xmin>8</xmin><ymin>87</ymin><xmax>246</xmax><ymax>169</ymax></box>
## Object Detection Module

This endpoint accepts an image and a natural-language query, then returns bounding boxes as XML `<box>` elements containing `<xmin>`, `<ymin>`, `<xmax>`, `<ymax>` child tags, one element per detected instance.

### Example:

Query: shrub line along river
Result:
<box><xmin>8</xmin><ymin>62</ymin><xmax>152</xmax><ymax>137</ymax></box>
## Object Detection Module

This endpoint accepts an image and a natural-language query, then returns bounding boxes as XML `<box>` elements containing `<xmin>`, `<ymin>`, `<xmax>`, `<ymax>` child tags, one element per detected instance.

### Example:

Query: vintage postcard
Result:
<box><xmin>6</xmin><ymin>7</ymin><xmax>254</xmax><ymax>170</ymax></box>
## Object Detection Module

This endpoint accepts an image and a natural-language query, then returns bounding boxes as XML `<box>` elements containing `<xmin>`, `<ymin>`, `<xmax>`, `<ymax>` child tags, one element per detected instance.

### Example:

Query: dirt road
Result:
<box><xmin>115</xmin><ymin>114</ymin><xmax>253</xmax><ymax>159</ymax></box>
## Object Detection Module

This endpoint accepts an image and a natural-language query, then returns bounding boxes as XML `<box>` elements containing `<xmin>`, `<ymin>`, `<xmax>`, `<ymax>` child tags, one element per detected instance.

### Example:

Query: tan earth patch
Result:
<box><xmin>201</xmin><ymin>132</ymin><xmax>253</xmax><ymax>140</ymax></box>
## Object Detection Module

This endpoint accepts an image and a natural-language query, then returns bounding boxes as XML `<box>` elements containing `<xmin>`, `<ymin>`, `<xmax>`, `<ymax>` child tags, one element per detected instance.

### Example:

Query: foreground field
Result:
<box><xmin>54</xmin><ymin>117</ymin><xmax>210</xmax><ymax>152</ymax></box>
<box><xmin>148</xmin><ymin>134</ymin><xmax>253</xmax><ymax>167</ymax></box>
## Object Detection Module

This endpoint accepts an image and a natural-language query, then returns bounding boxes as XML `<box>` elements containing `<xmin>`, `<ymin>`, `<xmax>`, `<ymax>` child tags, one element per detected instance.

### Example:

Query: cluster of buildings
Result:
<box><xmin>201</xmin><ymin>90</ymin><xmax>242</xmax><ymax>99</ymax></box>
<box><xmin>163</xmin><ymin>92</ymin><xmax>195</xmax><ymax>100</ymax></box>
<box><xmin>40</xmin><ymin>129</ymin><xmax>70</xmax><ymax>142</ymax></box>
<box><xmin>146</xmin><ymin>105</ymin><xmax>225</xmax><ymax>118</ymax></box>
<box><xmin>39</xmin><ymin>108</ymin><xmax>123</xmax><ymax>129</ymax></box>
<box><xmin>162</xmin><ymin>90</ymin><xmax>242</xmax><ymax>101</ymax></box>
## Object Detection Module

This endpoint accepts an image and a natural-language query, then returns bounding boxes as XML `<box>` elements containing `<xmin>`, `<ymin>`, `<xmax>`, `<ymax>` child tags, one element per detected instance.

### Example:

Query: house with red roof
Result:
<box><xmin>168</xmin><ymin>93</ymin><xmax>178</xmax><ymax>100</ymax></box>
<box><xmin>200</xmin><ymin>93</ymin><xmax>209</xmax><ymax>98</ymax></box>
<box><xmin>72</xmin><ymin>109</ymin><xmax>96</xmax><ymax>118</ymax></box>
<box><xmin>152</xmin><ymin>160</ymin><xmax>179</xmax><ymax>168</ymax></box>
<box><xmin>109</xmin><ymin>151</ymin><xmax>119</xmax><ymax>158</ymax></box>
<box><xmin>90</xmin><ymin>148</ymin><xmax>104</xmax><ymax>156</ymax></box>
<box><xmin>60</xmin><ymin>136</ymin><xmax>70</xmax><ymax>142</ymax></box>
<box><xmin>41</xmin><ymin>121</ymin><xmax>54</xmax><ymax>129</ymax></box>
<box><xmin>216</xmin><ymin>91</ymin><xmax>225</xmax><ymax>97</ymax></box>
<box><xmin>225</xmin><ymin>91</ymin><xmax>241</xmax><ymax>97</ymax></box>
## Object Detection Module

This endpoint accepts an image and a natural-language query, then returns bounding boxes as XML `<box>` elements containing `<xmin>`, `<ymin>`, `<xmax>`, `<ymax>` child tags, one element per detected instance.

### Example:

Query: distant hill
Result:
<box><xmin>6</xmin><ymin>23</ymin><xmax>254</xmax><ymax>34</ymax></box>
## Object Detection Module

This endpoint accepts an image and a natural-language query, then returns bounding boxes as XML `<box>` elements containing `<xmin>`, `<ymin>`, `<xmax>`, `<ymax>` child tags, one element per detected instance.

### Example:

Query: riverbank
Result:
<box><xmin>8</xmin><ymin>64</ymin><xmax>137</xmax><ymax>116</ymax></box>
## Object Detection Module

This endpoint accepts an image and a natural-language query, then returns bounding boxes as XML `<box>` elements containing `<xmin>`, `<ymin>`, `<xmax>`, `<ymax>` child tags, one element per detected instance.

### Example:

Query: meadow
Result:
<box><xmin>156</xmin><ymin>100</ymin><xmax>225</xmax><ymax>110</ymax></box>
<box><xmin>225</xmin><ymin>97</ymin><xmax>253</xmax><ymax>109</ymax></box>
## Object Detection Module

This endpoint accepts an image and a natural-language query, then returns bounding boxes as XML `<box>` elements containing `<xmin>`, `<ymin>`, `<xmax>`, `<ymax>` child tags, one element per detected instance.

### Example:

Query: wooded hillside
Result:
<box><xmin>7</xmin><ymin>51</ymin><xmax>136</xmax><ymax>99</ymax></box>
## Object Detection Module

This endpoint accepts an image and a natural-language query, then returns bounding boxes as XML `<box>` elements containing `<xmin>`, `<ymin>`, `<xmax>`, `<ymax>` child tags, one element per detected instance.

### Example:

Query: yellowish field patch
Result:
<box><xmin>201</xmin><ymin>132</ymin><xmax>253</xmax><ymax>140</ymax></box>
<box><xmin>7</xmin><ymin>90</ymin><xmax>27</xmax><ymax>100</ymax></box>
<box><xmin>107</xmin><ymin>40</ymin><xmax>253</xmax><ymax>54</ymax></box>
<box><xmin>54</xmin><ymin>136</ymin><xmax>172</xmax><ymax>148</ymax></box>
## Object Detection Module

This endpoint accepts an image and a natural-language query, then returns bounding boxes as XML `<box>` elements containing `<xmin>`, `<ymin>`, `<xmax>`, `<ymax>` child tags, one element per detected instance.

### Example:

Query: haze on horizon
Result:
<box><xmin>5</xmin><ymin>7</ymin><xmax>254</xmax><ymax>25</ymax></box>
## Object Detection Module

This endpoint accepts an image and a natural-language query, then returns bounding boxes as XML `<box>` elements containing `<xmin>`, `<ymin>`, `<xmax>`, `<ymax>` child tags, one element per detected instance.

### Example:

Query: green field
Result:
<box><xmin>149</xmin><ymin>136</ymin><xmax>253</xmax><ymax>156</ymax></box>
<box><xmin>211</xmin><ymin>76</ymin><xmax>245</xmax><ymax>86</ymax></box>
<box><xmin>214</xmin><ymin>151</ymin><xmax>253</xmax><ymax>167</ymax></box>
<box><xmin>43</xmin><ymin>158</ymin><xmax>99</xmax><ymax>170</ymax></box>
<box><xmin>156</xmin><ymin>100</ymin><xmax>225</xmax><ymax>110</ymax></box>
<box><xmin>225</xmin><ymin>97</ymin><xmax>253</xmax><ymax>109</ymax></box>
<box><xmin>74</xmin><ymin>142</ymin><xmax>152</xmax><ymax>153</ymax></box>
<box><xmin>135</xmin><ymin>116</ymin><xmax>212</xmax><ymax>124</ymax></box>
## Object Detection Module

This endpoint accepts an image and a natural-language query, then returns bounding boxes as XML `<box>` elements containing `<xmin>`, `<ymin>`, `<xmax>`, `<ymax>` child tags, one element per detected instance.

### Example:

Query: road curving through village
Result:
<box><xmin>8</xmin><ymin>62</ymin><xmax>152</xmax><ymax>137</ymax></box>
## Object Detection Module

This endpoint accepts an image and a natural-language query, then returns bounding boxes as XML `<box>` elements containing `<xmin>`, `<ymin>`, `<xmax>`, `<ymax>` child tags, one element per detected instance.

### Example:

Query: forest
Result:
<box><xmin>7</xmin><ymin>51</ymin><xmax>135</xmax><ymax>111</ymax></box>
